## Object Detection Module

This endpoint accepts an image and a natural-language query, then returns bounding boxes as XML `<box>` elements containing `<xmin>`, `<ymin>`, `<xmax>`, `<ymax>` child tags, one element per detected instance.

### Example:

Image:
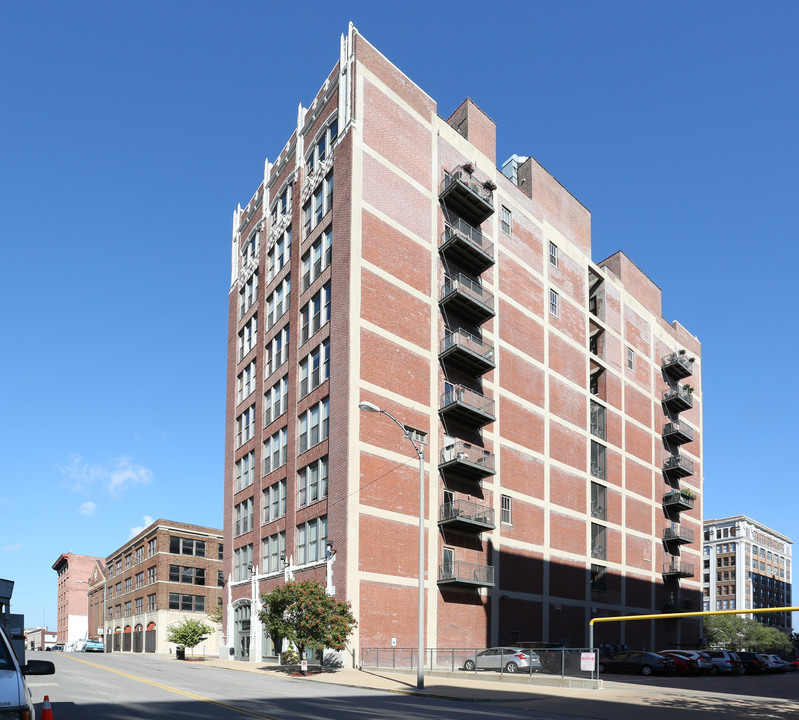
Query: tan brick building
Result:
<box><xmin>223</xmin><ymin>24</ymin><xmax>703</xmax><ymax>663</ymax></box>
<box><xmin>101</xmin><ymin>519</ymin><xmax>223</xmax><ymax>655</ymax></box>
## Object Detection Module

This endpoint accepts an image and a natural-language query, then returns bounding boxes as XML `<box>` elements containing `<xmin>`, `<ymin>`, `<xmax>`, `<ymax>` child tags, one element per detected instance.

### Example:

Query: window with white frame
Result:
<box><xmin>239</xmin><ymin>272</ymin><xmax>258</xmax><ymax>319</ymax></box>
<box><xmin>238</xmin><ymin>315</ymin><xmax>257</xmax><ymax>361</ymax></box>
<box><xmin>267</xmin><ymin>230</ymin><xmax>291</xmax><ymax>282</ymax></box>
<box><xmin>263</xmin><ymin>427</ymin><xmax>288</xmax><ymax>475</ymax></box>
<box><xmin>297</xmin><ymin>456</ymin><xmax>328</xmax><ymax>507</ymax></box>
<box><xmin>303</xmin><ymin>173</ymin><xmax>334</xmax><ymax>237</ymax></box>
<box><xmin>298</xmin><ymin>398</ymin><xmax>329</xmax><ymax>454</ymax></box>
<box><xmin>501</xmin><ymin>206</ymin><xmax>512</xmax><ymax>235</ymax></box>
<box><xmin>549</xmin><ymin>241</ymin><xmax>558</xmax><ymax>267</ymax></box>
<box><xmin>549</xmin><ymin>289</ymin><xmax>559</xmax><ymax>317</ymax></box>
<box><xmin>300</xmin><ymin>283</ymin><xmax>331</xmax><ymax>344</ymax></box>
<box><xmin>270</xmin><ymin>182</ymin><xmax>293</xmax><ymax>224</ymax></box>
<box><xmin>262</xmin><ymin>479</ymin><xmax>286</xmax><ymax>524</ymax></box>
<box><xmin>236</xmin><ymin>360</ymin><xmax>256</xmax><ymax>405</ymax></box>
<box><xmin>234</xmin><ymin>497</ymin><xmax>254</xmax><ymax>536</ymax></box>
<box><xmin>627</xmin><ymin>347</ymin><xmax>635</xmax><ymax>371</ymax></box>
<box><xmin>299</xmin><ymin>340</ymin><xmax>330</xmax><ymax>397</ymax></box>
<box><xmin>501</xmin><ymin>495</ymin><xmax>512</xmax><ymax>524</ymax></box>
<box><xmin>242</xmin><ymin>232</ymin><xmax>259</xmax><ymax>265</ymax></box>
<box><xmin>265</xmin><ymin>277</ymin><xmax>291</xmax><ymax>331</ymax></box>
<box><xmin>233</xmin><ymin>544</ymin><xmax>253</xmax><ymax>582</ymax></box>
<box><xmin>296</xmin><ymin>516</ymin><xmax>327</xmax><ymax>565</ymax></box>
<box><xmin>265</xmin><ymin>325</ymin><xmax>290</xmax><ymax>376</ymax></box>
<box><xmin>264</xmin><ymin>374</ymin><xmax>289</xmax><ymax>427</ymax></box>
<box><xmin>262</xmin><ymin>532</ymin><xmax>286</xmax><ymax>574</ymax></box>
<box><xmin>305</xmin><ymin>117</ymin><xmax>338</xmax><ymax>175</ymax></box>
<box><xmin>236</xmin><ymin>405</ymin><xmax>256</xmax><ymax>447</ymax></box>
<box><xmin>235</xmin><ymin>451</ymin><xmax>256</xmax><ymax>492</ymax></box>
<box><xmin>302</xmin><ymin>226</ymin><xmax>332</xmax><ymax>291</ymax></box>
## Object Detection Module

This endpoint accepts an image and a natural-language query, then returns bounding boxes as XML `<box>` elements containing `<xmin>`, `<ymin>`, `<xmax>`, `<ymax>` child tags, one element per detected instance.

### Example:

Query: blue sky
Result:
<box><xmin>2</xmin><ymin>2</ymin><xmax>797</xmax><ymax>630</ymax></box>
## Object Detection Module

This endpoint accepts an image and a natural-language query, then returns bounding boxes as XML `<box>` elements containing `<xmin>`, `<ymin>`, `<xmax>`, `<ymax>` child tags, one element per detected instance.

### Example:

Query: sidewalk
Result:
<box><xmin>196</xmin><ymin>658</ymin><xmax>799</xmax><ymax>720</ymax></box>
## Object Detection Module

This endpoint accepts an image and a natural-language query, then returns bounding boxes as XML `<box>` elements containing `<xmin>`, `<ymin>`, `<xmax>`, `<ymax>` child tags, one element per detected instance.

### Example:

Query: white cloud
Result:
<box><xmin>2</xmin><ymin>542</ymin><xmax>22</xmax><ymax>552</ymax></box>
<box><xmin>79</xmin><ymin>501</ymin><xmax>97</xmax><ymax>516</ymax></box>
<box><xmin>59</xmin><ymin>454</ymin><xmax>153</xmax><ymax>495</ymax></box>
<box><xmin>129</xmin><ymin>516</ymin><xmax>155</xmax><ymax>540</ymax></box>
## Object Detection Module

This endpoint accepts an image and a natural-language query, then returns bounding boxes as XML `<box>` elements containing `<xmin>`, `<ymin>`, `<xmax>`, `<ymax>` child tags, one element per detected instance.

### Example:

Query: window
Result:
<box><xmin>262</xmin><ymin>479</ymin><xmax>287</xmax><ymax>523</ymax></box>
<box><xmin>169</xmin><ymin>565</ymin><xmax>206</xmax><ymax>585</ymax></box>
<box><xmin>239</xmin><ymin>272</ymin><xmax>259</xmax><ymax>318</ymax></box>
<box><xmin>115</xmin><ymin>582</ymin><xmax>122</xmax><ymax>596</ymax></box>
<box><xmin>265</xmin><ymin>325</ymin><xmax>290</xmax><ymax>376</ymax></box>
<box><xmin>591</xmin><ymin>482</ymin><xmax>606</xmax><ymax>520</ymax></box>
<box><xmin>147</xmin><ymin>594</ymin><xmax>156</xmax><ymax>611</ymax></box>
<box><xmin>591</xmin><ymin>523</ymin><xmax>607</xmax><ymax>560</ymax></box>
<box><xmin>134</xmin><ymin>546</ymin><xmax>144</xmax><ymax>564</ymax></box>
<box><xmin>549</xmin><ymin>289</ymin><xmax>559</xmax><ymax>317</ymax></box>
<box><xmin>124</xmin><ymin>601</ymin><xmax>132</xmax><ymax>617</ymax></box>
<box><xmin>125</xmin><ymin>555</ymin><xmax>132</xmax><ymax>569</ymax></box>
<box><xmin>264</xmin><ymin>375</ymin><xmax>289</xmax><ymax>426</ymax></box>
<box><xmin>169</xmin><ymin>537</ymin><xmax>206</xmax><ymax>557</ymax></box>
<box><xmin>500</xmin><ymin>495</ymin><xmax>512</xmax><ymax>524</ymax></box>
<box><xmin>265</xmin><ymin>277</ymin><xmax>291</xmax><ymax>331</ymax></box>
<box><xmin>590</xmin><ymin>441</ymin><xmax>606</xmax><ymax>480</ymax></box>
<box><xmin>235</xmin><ymin>451</ymin><xmax>256</xmax><ymax>492</ymax></box>
<box><xmin>298</xmin><ymin>398</ymin><xmax>330</xmax><ymax>453</ymax></box>
<box><xmin>238</xmin><ymin>315</ymin><xmax>257</xmax><ymax>361</ymax></box>
<box><xmin>590</xmin><ymin>564</ymin><xmax>606</xmax><ymax>593</ymax></box>
<box><xmin>267</xmin><ymin>231</ymin><xmax>291</xmax><ymax>282</ymax></box>
<box><xmin>501</xmin><ymin>206</ymin><xmax>512</xmax><ymax>235</ymax></box>
<box><xmin>147</xmin><ymin>566</ymin><xmax>156</xmax><ymax>585</ymax></box>
<box><xmin>147</xmin><ymin>539</ymin><xmax>156</xmax><ymax>557</ymax></box>
<box><xmin>124</xmin><ymin>577</ymin><xmax>132</xmax><ymax>593</ymax></box>
<box><xmin>590</xmin><ymin>400</ymin><xmax>606</xmax><ymax>440</ymax></box>
<box><xmin>168</xmin><ymin>594</ymin><xmax>205</xmax><ymax>612</ymax></box>
<box><xmin>306</xmin><ymin>117</ymin><xmax>338</xmax><ymax>175</ymax></box>
<box><xmin>242</xmin><ymin>232</ymin><xmax>259</xmax><ymax>265</ymax></box>
<box><xmin>303</xmin><ymin>173</ymin><xmax>334</xmax><ymax>237</ymax></box>
<box><xmin>233</xmin><ymin>544</ymin><xmax>253</xmax><ymax>582</ymax></box>
<box><xmin>236</xmin><ymin>405</ymin><xmax>256</xmax><ymax>447</ymax></box>
<box><xmin>296</xmin><ymin>516</ymin><xmax>327</xmax><ymax>565</ymax></box>
<box><xmin>302</xmin><ymin>227</ymin><xmax>332</xmax><ymax>290</ymax></box>
<box><xmin>297</xmin><ymin>457</ymin><xmax>329</xmax><ymax>507</ymax></box>
<box><xmin>134</xmin><ymin>572</ymin><xmax>144</xmax><ymax>590</ymax></box>
<box><xmin>549</xmin><ymin>241</ymin><xmax>559</xmax><ymax>267</ymax></box>
<box><xmin>262</xmin><ymin>532</ymin><xmax>286</xmax><ymax>574</ymax></box>
<box><xmin>218</xmin><ymin>543</ymin><xmax>224</xmax><ymax>561</ymax></box>
<box><xmin>234</xmin><ymin>497</ymin><xmax>255</xmax><ymax>536</ymax></box>
<box><xmin>263</xmin><ymin>427</ymin><xmax>288</xmax><ymax>474</ymax></box>
<box><xmin>270</xmin><ymin>182</ymin><xmax>293</xmax><ymax>223</ymax></box>
<box><xmin>300</xmin><ymin>283</ymin><xmax>331</xmax><ymax>344</ymax></box>
<box><xmin>236</xmin><ymin>361</ymin><xmax>257</xmax><ymax>405</ymax></box>
<box><xmin>627</xmin><ymin>347</ymin><xmax>635</xmax><ymax>371</ymax></box>
<box><xmin>299</xmin><ymin>340</ymin><xmax>330</xmax><ymax>397</ymax></box>
<box><xmin>134</xmin><ymin>597</ymin><xmax>143</xmax><ymax>614</ymax></box>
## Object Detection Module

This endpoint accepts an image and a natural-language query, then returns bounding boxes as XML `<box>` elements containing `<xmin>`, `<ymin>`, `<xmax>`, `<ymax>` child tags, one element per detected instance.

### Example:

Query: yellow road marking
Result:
<box><xmin>65</xmin><ymin>655</ymin><xmax>284</xmax><ymax>719</ymax></box>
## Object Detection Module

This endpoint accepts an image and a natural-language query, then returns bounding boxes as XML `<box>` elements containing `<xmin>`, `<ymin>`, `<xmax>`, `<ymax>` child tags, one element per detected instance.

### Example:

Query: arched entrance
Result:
<box><xmin>123</xmin><ymin>625</ymin><xmax>132</xmax><ymax>652</ymax></box>
<box><xmin>233</xmin><ymin>602</ymin><xmax>251</xmax><ymax>661</ymax></box>
<box><xmin>133</xmin><ymin>623</ymin><xmax>144</xmax><ymax>653</ymax></box>
<box><xmin>145</xmin><ymin>622</ymin><xmax>156</xmax><ymax>653</ymax></box>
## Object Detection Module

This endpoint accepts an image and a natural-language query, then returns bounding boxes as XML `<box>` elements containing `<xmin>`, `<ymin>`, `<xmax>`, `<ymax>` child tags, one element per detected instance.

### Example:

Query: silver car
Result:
<box><xmin>463</xmin><ymin>647</ymin><xmax>542</xmax><ymax>673</ymax></box>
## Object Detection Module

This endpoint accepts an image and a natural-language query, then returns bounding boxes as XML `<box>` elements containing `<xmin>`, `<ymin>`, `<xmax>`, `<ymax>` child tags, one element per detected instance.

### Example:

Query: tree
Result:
<box><xmin>166</xmin><ymin>618</ymin><xmax>214</xmax><ymax>655</ymax></box>
<box><xmin>259</xmin><ymin>580</ymin><xmax>357</xmax><ymax>662</ymax></box>
<box><xmin>704</xmin><ymin>615</ymin><xmax>793</xmax><ymax>651</ymax></box>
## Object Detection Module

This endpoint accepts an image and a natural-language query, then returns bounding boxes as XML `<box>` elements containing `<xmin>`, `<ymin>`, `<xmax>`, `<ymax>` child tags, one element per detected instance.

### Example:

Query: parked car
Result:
<box><xmin>463</xmin><ymin>647</ymin><xmax>542</xmax><ymax>673</ymax></box>
<box><xmin>657</xmin><ymin>652</ymin><xmax>699</xmax><ymax>675</ymax></box>
<box><xmin>762</xmin><ymin>654</ymin><xmax>790</xmax><ymax>673</ymax></box>
<box><xmin>657</xmin><ymin>650</ymin><xmax>714</xmax><ymax>675</ymax></box>
<box><xmin>83</xmin><ymin>640</ymin><xmax>105</xmax><ymax>653</ymax></box>
<box><xmin>516</xmin><ymin>642</ymin><xmax>580</xmax><ymax>674</ymax></box>
<box><xmin>0</xmin><ymin>623</ymin><xmax>55</xmax><ymax>720</ymax></box>
<box><xmin>737</xmin><ymin>651</ymin><xmax>767</xmax><ymax>674</ymax></box>
<box><xmin>705</xmin><ymin>649</ymin><xmax>743</xmax><ymax>675</ymax></box>
<box><xmin>598</xmin><ymin>651</ymin><xmax>675</xmax><ymax>676</ymax></box>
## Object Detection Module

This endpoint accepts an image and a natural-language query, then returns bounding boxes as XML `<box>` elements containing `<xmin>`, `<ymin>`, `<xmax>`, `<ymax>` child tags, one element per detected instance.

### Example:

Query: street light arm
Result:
<box><xmin>358</xmin><ymin>401</ymin><xmax>423</xmax><ymax>459</ymax></box>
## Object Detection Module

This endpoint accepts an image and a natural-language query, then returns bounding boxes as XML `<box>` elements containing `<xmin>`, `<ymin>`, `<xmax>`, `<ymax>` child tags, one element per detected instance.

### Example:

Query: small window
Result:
<box><xmin>549</xmin><ymin>289</ymin><xmax>559</xmax><ymax>317</ymax></box>
<box><xmin>501</xmin><ymin>495</ymin><xmax>512</xmax><ymax>524</ymax></box>
<box><xmin>501</xmin><ymin>206</ymin><xmax>512</xmax><ymax>235</ymax></box>
<box><xmin>627</xmin><ymin>347</ymin><xmax>634</xmax><ymax>371</ymax></box>
<box><xmin>549</xmin><ymin>241</ymin><xmax>558</xmax><ymax>267</ymax></box>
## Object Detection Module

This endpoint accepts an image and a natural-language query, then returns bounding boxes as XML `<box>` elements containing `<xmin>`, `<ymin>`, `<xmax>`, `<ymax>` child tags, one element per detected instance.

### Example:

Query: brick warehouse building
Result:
<box><xmin>223</xmin><ymin>24</ymin><xmax>703</xmax><ymax>663</ymax></box>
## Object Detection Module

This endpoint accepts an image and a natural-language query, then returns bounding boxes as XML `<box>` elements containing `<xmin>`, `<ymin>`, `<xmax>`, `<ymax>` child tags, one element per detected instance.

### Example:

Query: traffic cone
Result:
<box><xmin>41</xmin><ymin>695</ymin><xmax>54</xmax><ymax>720</ymax></box>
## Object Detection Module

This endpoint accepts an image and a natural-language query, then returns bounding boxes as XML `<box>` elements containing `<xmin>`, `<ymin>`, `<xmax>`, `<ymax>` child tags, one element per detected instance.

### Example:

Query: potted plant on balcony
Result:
<box><xmin>683</xmin><ymin>384</ymin><xmax>694</xmax><ymax>394</ymax></box>
<box><xmin>462</xmin><ymin>162</ymin><xmax>474</xmax><ymax>174</ymax></box>
<box><xmin>680</xmin><ymin>488</ymin><xmax>696</xmax><ymax>500</ymax></box>
<box><xmin>483</xmin><ymin>179</ymin><xmax>497</xmax><ymax>191</ymax></box>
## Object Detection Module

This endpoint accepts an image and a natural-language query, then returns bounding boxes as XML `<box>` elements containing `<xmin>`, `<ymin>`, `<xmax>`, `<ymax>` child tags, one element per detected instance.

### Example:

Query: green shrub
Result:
<box><xmin>280</xmin><ymin>649</ymin><xmax>299</xmax><ymax>665</ymax></box>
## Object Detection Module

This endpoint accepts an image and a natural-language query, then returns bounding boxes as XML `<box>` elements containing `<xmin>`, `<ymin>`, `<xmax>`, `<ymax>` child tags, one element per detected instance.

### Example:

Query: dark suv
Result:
<box><xmin>737</xmin><ymin>652</ymin><xmax>767</xmax><ymax>674</ymax></box>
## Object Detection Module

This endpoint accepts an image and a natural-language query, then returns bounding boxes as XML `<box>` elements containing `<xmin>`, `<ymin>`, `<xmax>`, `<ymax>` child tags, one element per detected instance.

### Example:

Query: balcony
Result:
<box><xmin>437</xmin><ymin>560</ymin><xmax>495</xmax><ymax>588</ymax></box>
<box><xmin>439</xmin><ymin>385</ymin><xmax>495</xmax><ymax>428</ymax></box>
<box><xmin>663</xmin><ymin>454</ymin><xmax>694</xmax><ymax>479</ymax></box>
<box><xmin>439</xmin><ymin>218</ymin><xmax>494</xmax><ymax>275</ymax></box>
<box><xmin>662</xmin><ymin>490</ymin><xmax>695</xmax><ymax>512</ymax></box>
<box><xmin>662</xmin><ymin>421</ymin><xmax>694</xmax><ymax>445</ymax></box>
<box><xmin>663</xmin><ymin>524</ymin><xmax>695</xmax><ymax>545</ymax></box>
<box><xmin>438</xmin><ymin>499</ymin><xmax>495</xmax><ymax>532</ymax></box>
<box><xmin>662</xmin><ymin>352</ymin><xmax>694</xmax><ymax>379</ymax></box>
<box><xmin>662</xmin><ymin>385</ymin><xmax>694</xmax><ymax>412</ymax></box>
<box><xmin>662</xmin><ymin>560</ymin><xmax>695</xmax><ymax>578</ymax></box>
<box><xmin>439</xmin><ymin>440</ymin><xmax>495</xmax><ymax>481</ymax></box>
<box><xmin>439</xmin><ymin>166</ymin><xmax>495</xmax><ymax>226</ymax></box>
<box><xmin>439</xmin><ymin>329</ymin><xmax>495</xmax><ymax>375</ymax></box>
<box><xmin>662</xmin><ymin>598</ymin><xmax>694</xmax><ymax>613</ymax></box>
<box><xmin>440</xmin><ymin>273</ymin><xmax>495</xmax><ymax>323</ymax></box>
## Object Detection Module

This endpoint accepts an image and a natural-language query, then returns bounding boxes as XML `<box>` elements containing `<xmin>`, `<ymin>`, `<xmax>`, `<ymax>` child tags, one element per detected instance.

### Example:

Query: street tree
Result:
<box><xmin>704</xmin><ymin>615</ymin><xmax>792</xmax><ymax>651</ymax></box>
<box><xmin>166</xmin><ymin>618</ymin><xmax>214</xmax><ymax>656</ymax></box>
<box><xmin>259</xmin><ymin>580</ymin><xmax>357</xmax><ymax>662</ymax></box>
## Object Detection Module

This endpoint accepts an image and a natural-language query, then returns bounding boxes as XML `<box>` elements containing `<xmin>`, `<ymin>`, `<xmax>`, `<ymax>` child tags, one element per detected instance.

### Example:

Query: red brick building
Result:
<box><xmin>223</xmin><ymin>24</ymin><xmax>703</xmax><ymax>663</ymax></box>
<box><xmin>52</xmin><ymin>552</ymin><xmax>104</xmax><ymax>647</ymax></box>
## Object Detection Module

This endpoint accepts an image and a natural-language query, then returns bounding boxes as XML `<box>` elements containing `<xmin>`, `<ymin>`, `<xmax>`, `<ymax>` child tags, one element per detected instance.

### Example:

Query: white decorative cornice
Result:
<box><xmin>301</xmin><ymin>154</ymin><xmax>334</xmax><ymax>202</ymax></box>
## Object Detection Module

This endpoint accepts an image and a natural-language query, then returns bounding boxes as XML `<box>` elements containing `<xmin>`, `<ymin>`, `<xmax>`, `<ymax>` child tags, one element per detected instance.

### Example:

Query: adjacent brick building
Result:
<box><xmin>101</xmin><ymin>519</ymin><xmax>223</xmax><ymax>655</ymax></box>
<box><xmin>223</xmin><ymin>24</ymin><xmax>703</xmax><ymax>663</ymax></box>
<box><xmin>52</xmin><ymin>552</ymin><xmax>104</xmax><ymax>647</ymax></box>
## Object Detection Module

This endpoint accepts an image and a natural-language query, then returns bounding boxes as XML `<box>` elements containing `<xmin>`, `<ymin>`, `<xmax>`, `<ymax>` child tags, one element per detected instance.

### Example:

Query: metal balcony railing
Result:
<box><xmin>662</xmin><ymin>352</ymin><xmax>694</xmax><ymax>379</ymax></box>
<box><xmin>439</xmin><ymin>440</ymin><xmax>495</xmax><ymax>478</ymax></box>
<box><xmin>440</xmin><ymin>273</ymin><xmax>495</xmax><ymax>322</ymax></box>
<box><xmin>662</xmin><ymin>385</ymin><xmax>694</xmax><ymax>411</ymax></box>
<box><xmin>439</xmin><ymin>385</ymin><xmax>495</xmax><ymax>427</ymax></box>
<box><xmin>439</xmin><ymin>218</ymin><xmax>494</xmax><ymax>273</ymax></box>
<box><xmin>439</xmin><ymin>499</ymin><xmax>495</xmax><ymax>530</ymax></box>
<box><xmin>662</xmin><ymin>490</ymin><xmax>696</xmax><ymax>511</ymax></box>
<box><xmin>662</xmin><ymin>421</ymin><xmax>694</xmax><ymax>445</ymax></box>
<box><xmin>440</xmin><ymin>329</ymin><xmax>495</xmax><ymax>374</ymax></box>
<box><xmin>662</xmin><ymin>560</ymin><xmax>695</xmax><ymax>577</ymax></box>
<box><xmin>663</xmin><ymin>455</ymin><xmax>694</xmax><ymax>478</ymax></box>
<box><xmin>663</xmin><ymin>525</ymin><xmax>695</xmax><ymax>544</ymax></box>
<box><xmin>439</xmin><ymin>166</ymin><xmax>495</xmax><ymax>225</ymax></box>
<box><xmin>438</xmin><ymin>560</ymin><xmax>495</xmax><ymax>587</ymax></box>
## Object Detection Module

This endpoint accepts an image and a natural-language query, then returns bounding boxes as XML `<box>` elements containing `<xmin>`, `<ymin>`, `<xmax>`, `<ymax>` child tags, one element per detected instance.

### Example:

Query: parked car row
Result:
<box><xmin>598</xmin><ymin>648</ymin><xmax>798</xmax><ymax>676</ymax></box>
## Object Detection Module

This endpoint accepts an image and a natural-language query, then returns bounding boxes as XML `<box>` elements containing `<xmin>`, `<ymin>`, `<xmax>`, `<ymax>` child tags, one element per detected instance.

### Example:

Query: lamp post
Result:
<box><xmin>359</xmin><ymin>400</ymin><xmax>426</xmax><ymax>689</ymax></box>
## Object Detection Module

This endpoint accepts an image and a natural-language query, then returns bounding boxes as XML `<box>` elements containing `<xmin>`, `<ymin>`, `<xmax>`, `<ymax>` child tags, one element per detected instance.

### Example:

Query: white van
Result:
<box><xmin>0</xmin><ymin>624</ymin><xmax>55</xmax><ymax>719</ymax></box>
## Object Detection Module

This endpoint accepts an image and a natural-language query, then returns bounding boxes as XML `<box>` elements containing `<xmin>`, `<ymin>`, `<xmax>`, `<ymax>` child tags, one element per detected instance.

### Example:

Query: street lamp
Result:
<box><xmin>358</xmin><ymin>400</ymin><xmax>426</xmax><ymax>689</ymax></box>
